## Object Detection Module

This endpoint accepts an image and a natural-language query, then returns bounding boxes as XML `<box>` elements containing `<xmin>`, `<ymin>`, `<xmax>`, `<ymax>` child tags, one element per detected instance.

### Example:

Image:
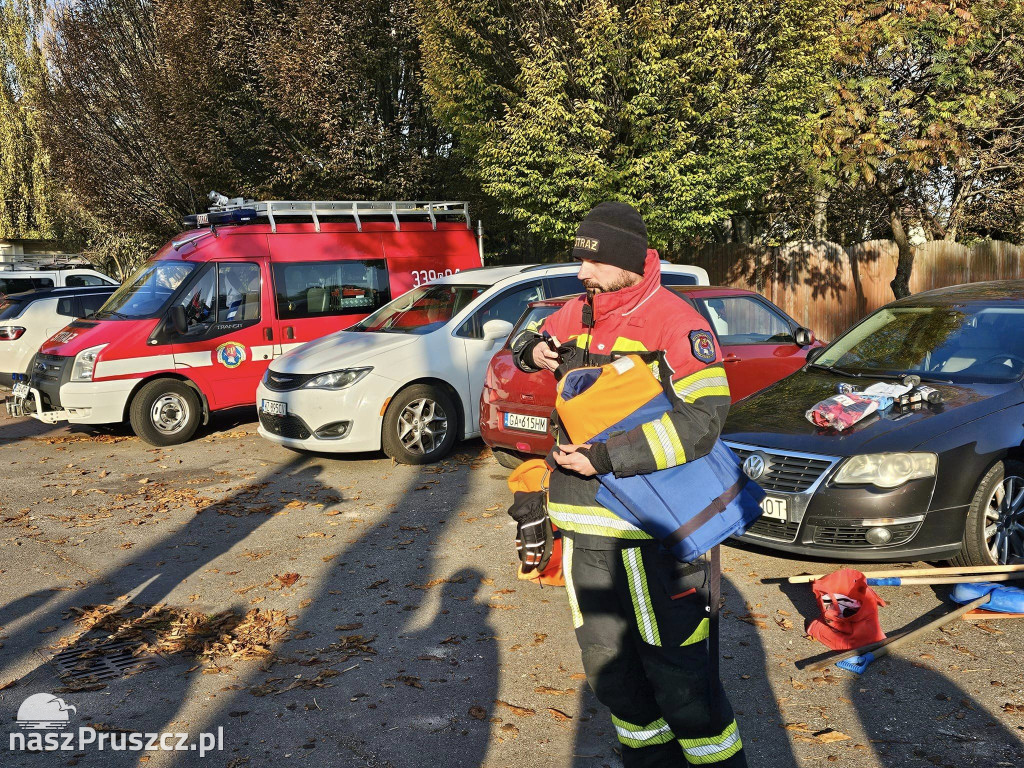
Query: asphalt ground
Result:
<box><xmin>0</xmin><ymin>407</ymin><xmax>1022</xmax><ymax>768</ymax></box>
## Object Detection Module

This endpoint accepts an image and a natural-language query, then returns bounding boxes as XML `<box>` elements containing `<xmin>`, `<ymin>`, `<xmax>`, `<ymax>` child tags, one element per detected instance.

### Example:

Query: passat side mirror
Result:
<box><xmin>805</xmin><ymin>346</ymin><xmax>825</xmax><ymax>364</ymax></box>
<box><xmin>794</xmin><ymin>327</ymin><xmax>813</xmax><ymax>347</ymax></box>
<box><xmin>481</xmin><ymin>319</ymin><xmax>514</xmax><ymax>342</ymax></box>
<box><xmin>170</xmin><ymin>305</ymin><xmax>188</xmax><ymax>335</ymax></box>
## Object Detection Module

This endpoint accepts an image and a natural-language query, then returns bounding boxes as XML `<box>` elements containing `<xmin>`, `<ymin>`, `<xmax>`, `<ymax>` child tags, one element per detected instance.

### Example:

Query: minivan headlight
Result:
<box><xmin>302</xmin><ymin>367</ymin><xmax>372</xmax><ymax>390</ymax></box>
<box><xmin>71</xmin><ymin>344</ymin><xmax>108</xmax><ymax>381</ymax></box>
<box><xmin>834</xmin><ymin>452</ymin><xmax>937</xmax><ymax>488</ymax></box>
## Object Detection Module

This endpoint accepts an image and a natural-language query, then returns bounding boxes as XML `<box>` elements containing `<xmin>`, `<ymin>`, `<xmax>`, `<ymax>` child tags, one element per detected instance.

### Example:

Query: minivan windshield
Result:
<box><xmin>351</xmin><ymin>284</ymin><xmax>486</xmax><ymax>335</ymax></box>
<box><xmin>813</xmin><ymin>304</ymin><xmax>1024</xmax><ymax>383</ymax></box>
<box><xmin>94</xmin><ymin>261</ymin><xmax>196</xmax><ymax>320</ymax></box>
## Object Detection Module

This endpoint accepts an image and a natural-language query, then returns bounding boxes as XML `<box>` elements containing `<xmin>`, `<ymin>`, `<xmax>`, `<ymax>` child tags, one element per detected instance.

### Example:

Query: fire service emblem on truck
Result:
<box><xmin>215</xmin><ymin>342</ymin><xmax>247</xmax><ymax>369</ymax></box>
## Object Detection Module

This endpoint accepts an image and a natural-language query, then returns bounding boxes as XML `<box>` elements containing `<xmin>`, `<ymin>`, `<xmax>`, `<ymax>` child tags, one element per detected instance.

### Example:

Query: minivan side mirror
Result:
<box><xmin>170</xmin><ymin>305</ymin><xmax>188</xmax><ymax>335</ymax></box>
<box><xmin>794</xmin><ymin>327</ymin><xmax>813</xmax><ymax>347</ymax></box>
<box><xmin>482</xmin><ymin>319</ymin><xmax>514</xmax><ymax>342</ymax></box>
<box><xmin>805</xmin><ymin>346</ymin><xmax>825</xmax><ymax>364</ymax></box>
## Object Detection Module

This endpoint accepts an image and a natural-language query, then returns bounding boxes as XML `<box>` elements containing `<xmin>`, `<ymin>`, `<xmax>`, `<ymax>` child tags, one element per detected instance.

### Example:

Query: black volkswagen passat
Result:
<box><xmin>723</xmin><ymin>281</ymin><xmax>1024</xmax><ymax>565</ymax></box>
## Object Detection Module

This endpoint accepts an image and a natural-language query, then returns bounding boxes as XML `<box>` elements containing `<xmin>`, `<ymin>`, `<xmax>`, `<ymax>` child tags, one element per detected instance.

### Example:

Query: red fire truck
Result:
<box><xmin>7</xmin><ymin>200</ymin><xmax>483</xmax><ymax>445</ymax></box>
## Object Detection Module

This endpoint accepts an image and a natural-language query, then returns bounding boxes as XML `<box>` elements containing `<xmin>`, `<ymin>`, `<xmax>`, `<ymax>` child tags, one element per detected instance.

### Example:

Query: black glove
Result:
<box><xmin>507</xmin><ymin>491</ymin><xmax>553</xmax><ymax>573</ymax></box>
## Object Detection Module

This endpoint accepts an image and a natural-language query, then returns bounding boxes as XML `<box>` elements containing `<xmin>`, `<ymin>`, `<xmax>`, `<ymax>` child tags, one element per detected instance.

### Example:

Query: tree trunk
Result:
<box><xmin>812</xmin><ymin>190</ymin><xmax>829</xmax><ymax>240</ymax></box>
<box><xmin>889</xmin><ymin>208</ymin><xmax>914</xmax><ymax>299</ymax></box>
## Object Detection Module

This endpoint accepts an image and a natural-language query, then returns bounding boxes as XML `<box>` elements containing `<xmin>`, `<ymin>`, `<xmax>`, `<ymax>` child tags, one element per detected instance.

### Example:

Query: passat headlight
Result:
<box><xmin>834</xmin><ymin>452</ymin><xmax>937</xmax><ymax>488</ymax></box>
<box><xmin>71</xmin><ymin>344</ymin><xmax>108</xmax><ymax>381</ymax></box>
<box><xmin>302</xmin><ymin>367</ymin><xmax>372</xmax><ymax>391</ymax></box>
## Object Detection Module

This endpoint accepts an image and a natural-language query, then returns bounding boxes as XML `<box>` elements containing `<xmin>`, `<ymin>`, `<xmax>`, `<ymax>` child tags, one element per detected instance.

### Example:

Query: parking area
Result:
<box><xmin>0</xmin><ymin>409</ymin><xmax>1022</xmax><ymax>768</ymax></box>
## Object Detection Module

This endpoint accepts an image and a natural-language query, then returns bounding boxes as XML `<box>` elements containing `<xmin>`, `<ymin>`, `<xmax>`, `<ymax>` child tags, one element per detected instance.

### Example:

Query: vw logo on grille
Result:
<box><xmin>743</xmin><ymin>452</ymin><xmax>770</xmax><ymax>480</ymax></box>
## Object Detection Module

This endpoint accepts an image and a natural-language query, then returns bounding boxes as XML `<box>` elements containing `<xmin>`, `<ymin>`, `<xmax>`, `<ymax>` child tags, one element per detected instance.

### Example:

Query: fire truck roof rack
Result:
<box><xmin>185</xmin><ymin>200</ymin><xmax>471</xmax><ymax>234</ymax></box>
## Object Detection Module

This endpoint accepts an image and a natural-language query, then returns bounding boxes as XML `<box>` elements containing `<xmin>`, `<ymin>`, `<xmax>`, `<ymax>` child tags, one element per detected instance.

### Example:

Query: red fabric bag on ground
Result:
<box><xmin>807</xmin><ymin>569</ymin><xmax>886</xmax><ymax>651</ymax></box>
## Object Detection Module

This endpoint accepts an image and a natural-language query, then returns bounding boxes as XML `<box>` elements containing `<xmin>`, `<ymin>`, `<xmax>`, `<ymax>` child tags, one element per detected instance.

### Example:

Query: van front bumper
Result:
<box><xmin>255</xmin><ymin>377</ymin><xmax>389</xmax><ymax>454</ymax></box>
<box><xmin>18</xmin><ymin>378</ymin><xmax>139</xmax><ymax>425</ymax></box>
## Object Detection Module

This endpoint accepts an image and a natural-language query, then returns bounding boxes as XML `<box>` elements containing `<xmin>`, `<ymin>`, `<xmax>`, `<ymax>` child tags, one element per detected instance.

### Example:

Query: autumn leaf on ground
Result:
<box><xmin>815</xmin><ymin>729</ymin><xmax>850</xmax><ymax>743</ymax></box>
<box><xmin>408</xmin><ymin>576</ymin><xmax>464</xmax><ymax>590</ymax></box>
<box><xmin>548</xmin><ymin>708</ymin><xmax>572</xmax><ymax>722</ymax></box>
<box><xmin>495</xmin><ymin>700</ymin><xmax>535</xmax><ymax>717</ymax></box>
<box><xmin>535</xmin><ymin>686</ymin><xmax>574</xmax><ymax>696</ymax></box>
<box><xmin>468</xmin><ymin>706</ymin><xmax>487</xmax><ymax>720</ymax></box>
<box><xmin>274</xmin><ymin>573</ymin><xmax>300</xmax><ymax>587</ymax></box>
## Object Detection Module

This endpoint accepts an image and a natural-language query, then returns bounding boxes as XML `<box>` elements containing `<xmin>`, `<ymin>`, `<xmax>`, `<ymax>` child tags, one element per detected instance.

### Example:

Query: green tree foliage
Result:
<box><xmin>0</xmin><ymin>0</ymin><xmax>56</xmax><ymax>238</ymax></box>
<box><xmin>816</xmin><ymin>0</ymin><xmax>1024</xmax><ymax>296</ymax></box>
<box><xmin>416</xmin><ymin>0</ymin><xmax>839</xmax><ymax>253</ymax></box>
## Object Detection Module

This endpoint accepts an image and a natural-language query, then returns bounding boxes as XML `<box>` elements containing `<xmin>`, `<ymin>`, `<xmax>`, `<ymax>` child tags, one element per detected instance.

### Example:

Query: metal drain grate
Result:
<box><xmin>52</xmin><ymin>638</ymin><xmax>159</xmax><ymax>682</ymax></box>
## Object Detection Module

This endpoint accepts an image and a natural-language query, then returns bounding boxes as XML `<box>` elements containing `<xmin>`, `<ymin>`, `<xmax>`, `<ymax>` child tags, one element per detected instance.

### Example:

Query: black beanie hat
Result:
<box><xmin>571</xmin><ymin>201</ymin><xmax>647</xmax><ymax>275</ymax></box>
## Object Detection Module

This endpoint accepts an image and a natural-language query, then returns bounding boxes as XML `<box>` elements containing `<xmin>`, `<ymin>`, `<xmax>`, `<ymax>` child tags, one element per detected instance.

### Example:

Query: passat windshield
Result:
<box><xmin>813</xmin><ymin>304</ymin><xmax>1024</xmax><ymax>383</ymax></box>
<box><xmin>94</xmin><ymin>261</ymin><xmax>197</xmax><ymax>320</ymax></box>
<box><xmin>351</xmin><ymin>284</ymin><xmax>486</xmax><ymax>335</ymax></box>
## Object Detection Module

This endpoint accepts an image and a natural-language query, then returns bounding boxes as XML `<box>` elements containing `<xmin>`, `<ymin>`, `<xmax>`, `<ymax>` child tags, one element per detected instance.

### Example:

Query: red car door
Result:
<box><xmin>170</xmin><ymin>259</ymin><xmax>273</xmax><ymax>409</ymax></box>
<box><xmin>694</xmin><ymin>294</ymin><xmax>810</xmax><ymax>401</ymax></box>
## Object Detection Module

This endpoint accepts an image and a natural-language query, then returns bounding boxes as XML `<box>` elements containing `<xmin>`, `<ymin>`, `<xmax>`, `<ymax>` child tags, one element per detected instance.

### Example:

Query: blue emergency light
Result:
<box><xmin>183</xmin><ymin>208</ymin><xmax>258</xmax><ymax>229</ymax></box>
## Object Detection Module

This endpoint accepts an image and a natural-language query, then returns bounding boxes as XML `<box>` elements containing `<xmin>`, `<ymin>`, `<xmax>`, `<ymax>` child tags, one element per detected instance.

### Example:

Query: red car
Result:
<box><xmin>480</xmin><ymin>286</ymin><xmax>824</xmax><ymax>467</ymax></box>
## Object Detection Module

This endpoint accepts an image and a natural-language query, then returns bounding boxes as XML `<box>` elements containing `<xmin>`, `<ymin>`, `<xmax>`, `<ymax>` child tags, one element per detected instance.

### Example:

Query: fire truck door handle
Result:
<box><xmin>285</xmin><ymin>327</ymin><xmax>294</xmax><ymax>340</ymax></box>
<box><xmin>723</xmin><ymin>354</ymin><xmax>741</xmax><ymax>363</ymax></box>
<box><xmin>264</xmin><ymin>327</ymin><xmax>273</xmax><ymax>341</ymax></box>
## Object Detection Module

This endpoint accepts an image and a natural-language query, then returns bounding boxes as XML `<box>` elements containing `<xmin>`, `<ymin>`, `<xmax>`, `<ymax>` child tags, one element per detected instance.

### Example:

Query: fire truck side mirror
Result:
<box><xmin>170</xmin><ymin>305</ymin><xmax>188</xmax><ymax>335</ymax></box>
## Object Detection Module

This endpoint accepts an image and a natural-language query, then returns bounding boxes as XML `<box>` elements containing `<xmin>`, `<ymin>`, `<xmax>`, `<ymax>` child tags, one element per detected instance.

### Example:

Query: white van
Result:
<box><xmin>0</xmin><ymin>264</ymin><xmax>117</xmax><ymax>300</ymax></box>
<box><xmin>255</xmin><ymin>261</ymin><xmax>709</xmax><ymax>463</ymax></box>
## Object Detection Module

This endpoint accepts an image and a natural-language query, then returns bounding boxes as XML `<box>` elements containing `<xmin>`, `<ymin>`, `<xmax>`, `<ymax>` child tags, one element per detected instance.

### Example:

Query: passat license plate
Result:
<box><xmin>12</xmin><ymin>381</ymin><xmax>29</xmax><ymax>399</ymax></box>
<box><xmin>503</xmin><ymin>412</ymin><xmax>548</xmax><ymax>434</ymax></box>
<box><xmin>760</xmin><ymin>495</ymin><xmax>788</xmax><ymax>522</ymax></box>
<box><xmin>261</xmin><ymin>399</ymin><xmax>286</xmax><ymax>417</ymax></box>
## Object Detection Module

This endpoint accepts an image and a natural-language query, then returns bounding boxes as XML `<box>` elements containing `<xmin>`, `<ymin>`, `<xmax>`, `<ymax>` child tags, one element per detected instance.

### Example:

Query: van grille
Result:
<box><xmin>263</xmin><ymin>371</ymin><xmax>317</xmax><ymax>392</ymax></box>
<box><xmin>259</xmin><ymin>412</ymin><xmax>312</xmax><ymax>440</ymax></box>
<box><xmin>728</xmin><ymin>445</ymin><xmax>836</xmax><ymax>493</ymax></box>
<box><xmin>33</xmin><ymin>354</ymin><xmax>69</xmax><ymax>384</ymax></box>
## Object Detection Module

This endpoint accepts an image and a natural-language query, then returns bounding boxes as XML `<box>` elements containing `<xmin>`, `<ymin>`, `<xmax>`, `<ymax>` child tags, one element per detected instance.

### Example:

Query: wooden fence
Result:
<box><xmin>678</xmin><ymin>240</ymin><xmax>1024</xmax><ymax>341</ymax></box>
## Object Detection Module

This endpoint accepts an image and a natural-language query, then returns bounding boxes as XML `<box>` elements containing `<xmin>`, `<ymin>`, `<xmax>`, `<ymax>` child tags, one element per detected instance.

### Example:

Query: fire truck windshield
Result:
<box><xmin>94</xmin><ymin>261</ymin><xmax>197</xmax><ymax>320</ymax></box>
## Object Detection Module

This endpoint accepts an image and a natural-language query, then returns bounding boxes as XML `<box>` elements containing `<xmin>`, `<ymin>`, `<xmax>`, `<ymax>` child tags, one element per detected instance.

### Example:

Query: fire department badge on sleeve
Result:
<box><xmin>689</xmin><ymin>330</ymin><xmax>716</xmax><ymax>363</ymax></box>
<box><xmin>215</xmin><ymin>341</ymin><xmax>247</xmax><ymax>368</ymax></box>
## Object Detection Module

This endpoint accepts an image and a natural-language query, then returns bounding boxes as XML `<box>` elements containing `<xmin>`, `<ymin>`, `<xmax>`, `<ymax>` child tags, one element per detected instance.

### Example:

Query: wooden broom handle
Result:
<box><xmin>787</xmin><ymin>564</ymin><xmax>1024</xmax><ymax>584</ymax></box>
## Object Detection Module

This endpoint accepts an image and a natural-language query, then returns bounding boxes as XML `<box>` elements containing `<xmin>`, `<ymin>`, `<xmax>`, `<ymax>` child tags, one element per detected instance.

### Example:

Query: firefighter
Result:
<box><xmin>509</xmin><ymin>202</ymin><xmax>746</xmax><ymax>767</ymax></box>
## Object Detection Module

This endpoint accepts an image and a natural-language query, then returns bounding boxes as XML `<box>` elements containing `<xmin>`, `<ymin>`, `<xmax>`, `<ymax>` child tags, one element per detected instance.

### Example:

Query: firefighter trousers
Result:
<box><xmin>562</xmin><ymin>538</ymin><xmax>746</xmax><ymax>767</ymax></box>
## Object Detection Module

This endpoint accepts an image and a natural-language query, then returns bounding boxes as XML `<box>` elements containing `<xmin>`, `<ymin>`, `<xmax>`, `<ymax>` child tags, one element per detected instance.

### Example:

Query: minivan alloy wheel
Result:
<box><xmin>987</xmin><ymin>474</ymin><xmax>1024</xmax><ymax>563</ymax></box>
<box><xmin>151</xmin><ymin>393</ymin><xmax>190</xmax><ymax>434</ymax></box>
<box><xmin>397</xmin><ymin>398</ymin><xmax>448</xmax><ymax>455</ymax></box>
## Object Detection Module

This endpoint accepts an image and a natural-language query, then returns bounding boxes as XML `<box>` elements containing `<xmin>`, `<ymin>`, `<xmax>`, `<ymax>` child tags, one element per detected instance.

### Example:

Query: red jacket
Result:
<box><xmin>512</xmin><ymin>250</ymin><xmax>732</xmax><ymax>546</ymax></box>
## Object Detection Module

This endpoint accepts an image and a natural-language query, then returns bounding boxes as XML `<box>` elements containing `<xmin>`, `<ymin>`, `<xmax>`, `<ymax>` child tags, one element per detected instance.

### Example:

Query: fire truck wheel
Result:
<box><xmin>129</xmin><ymin>379</ymin><xmax>201</xmax><ymax>446</ymax></box>
<box><xmin>382</xmin><ymin>384</ymin><xmax>457</xmax><ymax>465</ymax></box>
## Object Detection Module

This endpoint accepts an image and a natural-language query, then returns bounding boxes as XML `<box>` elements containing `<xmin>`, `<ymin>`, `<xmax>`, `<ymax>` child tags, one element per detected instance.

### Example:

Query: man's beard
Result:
<box><xmin>583</xmin><ymin>274</ymin><xmax>637</xmax><ymax>295</ymax></box>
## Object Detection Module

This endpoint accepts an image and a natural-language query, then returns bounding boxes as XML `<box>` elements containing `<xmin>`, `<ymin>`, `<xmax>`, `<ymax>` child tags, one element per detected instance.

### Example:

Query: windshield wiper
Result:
<box><xmin>805</xmin><ymin>362</ymin><xmax>864</xmax><ymax>378</ymax></box>
<box><xmin>96</xmin><ymin>309</ymin><xmax>130</xmax><ymax>319</ymax></box>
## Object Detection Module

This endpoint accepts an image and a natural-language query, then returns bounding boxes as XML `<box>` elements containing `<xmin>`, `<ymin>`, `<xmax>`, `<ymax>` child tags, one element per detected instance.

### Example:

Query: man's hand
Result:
<box><xmin>531</xmin><ymin>334</ymin><xmax>561</xmax><ymax>372</ymax></box>
<box><xmin>553</xmin><ymin>443</ymin><xmax>597</xmax><ymax>477</ymax></box>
